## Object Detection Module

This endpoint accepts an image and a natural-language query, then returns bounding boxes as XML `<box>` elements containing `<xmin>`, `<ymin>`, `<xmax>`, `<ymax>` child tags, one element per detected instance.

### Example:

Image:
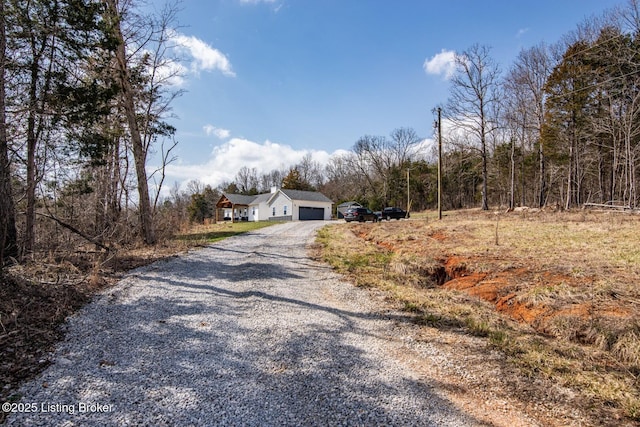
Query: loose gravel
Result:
<box><xmin>6</xmin><ymin>221</ymin><xmax>484</xmax><ymax>426</ymax></box>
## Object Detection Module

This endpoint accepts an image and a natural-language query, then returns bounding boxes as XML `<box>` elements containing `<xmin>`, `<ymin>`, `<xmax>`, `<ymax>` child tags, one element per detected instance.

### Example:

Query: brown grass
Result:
<box><xmin>315</xmin><ymin>209</ymin><xmax>640</xmax><ymax>424</ymax></box>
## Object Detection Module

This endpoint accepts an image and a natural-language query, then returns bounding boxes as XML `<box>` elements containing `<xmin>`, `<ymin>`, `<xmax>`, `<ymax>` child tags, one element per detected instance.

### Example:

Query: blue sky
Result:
<box><xmin>156</xmin><ymin>0</ymin><xmax>623</xmax><ymax>193</ymax></box>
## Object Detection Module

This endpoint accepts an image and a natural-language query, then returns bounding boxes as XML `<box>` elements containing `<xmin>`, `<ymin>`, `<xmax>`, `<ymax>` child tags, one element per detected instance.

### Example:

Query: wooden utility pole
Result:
<box><xmin>437</xmin><ymin>107</ymin><xmax>442</xmax><ymax>220</ymax></box>
<box><xmin>407</xmin><ymin>167</ymin><xmax>410</xmax><ymax>213</ymax></box>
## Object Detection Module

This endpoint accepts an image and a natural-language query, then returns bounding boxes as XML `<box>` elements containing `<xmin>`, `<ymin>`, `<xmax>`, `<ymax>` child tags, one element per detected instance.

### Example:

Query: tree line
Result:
<box><xmin>322</xmin><ymin>1</ymin><xmax>640</xmax><ymax>213</ymax></box>
<box><xmin>3</xmin><ymin>0</ymin><xmax>640</xmax><ymax>269</ymax></box>
<box><xmin>210</xmin><ymin>2</ymin><xmax>640</xmax><ymax>217</ymax></box>
<box><xmin>440</xmin><ymin>2</ymin><xmax>640</xmax><ymax>212</ymax></box>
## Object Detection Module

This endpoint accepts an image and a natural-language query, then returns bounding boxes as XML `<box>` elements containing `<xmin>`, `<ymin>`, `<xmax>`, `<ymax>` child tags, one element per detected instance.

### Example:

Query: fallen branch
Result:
<box><xmin>35</xmin><ymin>212</ymin><xmax>112</xmax><ymax>253</ymax></box>
<box><xmin>583</xmin><ymin>202</ymin><xmax>632</xmax><ymax>210</ymax></box>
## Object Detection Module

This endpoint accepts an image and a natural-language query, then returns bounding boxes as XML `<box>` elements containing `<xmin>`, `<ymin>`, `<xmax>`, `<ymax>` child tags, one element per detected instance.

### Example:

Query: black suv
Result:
<box><xmin>379</xmin><ymin>207</ymin><xmax>409</xmax><ymax>220</ymax></box>
<box><xmin>344</xmin><ymin>207</ymin><xmax>378</xmax><ymax>222</ymax></box>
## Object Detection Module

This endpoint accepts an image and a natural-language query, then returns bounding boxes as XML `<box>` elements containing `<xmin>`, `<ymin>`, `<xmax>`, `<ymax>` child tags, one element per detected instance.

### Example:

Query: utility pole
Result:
<box><xmin>406</xmin><ymin>167</ymin><xmax>410</xmax><ymax>214</ymax></box>
<box><xmin>437</xmin><ymin>107</ymin><xmax>442</xmax><ymax>220</ymax></box>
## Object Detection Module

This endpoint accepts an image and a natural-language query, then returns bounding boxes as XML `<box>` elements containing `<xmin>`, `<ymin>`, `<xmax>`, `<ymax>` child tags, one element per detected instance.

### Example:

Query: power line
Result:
<box><xmin>546</xmin><ymin>66</ymin><xmax>640</xmax><ymax>102</ymax></box>
<box><xmin>558</xmin><ymin>29</ymin><xmax>629</xmax><ymax>64</ymax></box>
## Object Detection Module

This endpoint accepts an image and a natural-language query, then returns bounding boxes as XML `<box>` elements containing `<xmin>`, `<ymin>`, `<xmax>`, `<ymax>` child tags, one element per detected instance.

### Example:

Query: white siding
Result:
<box><xmin>257</xmin><ymin>201</ymin><xmax>271</xmax><ymax>221</ymax></box>
<box><xmin>269</xmin><ymin>193</ymin><xmax>292</xmax><ymax>220</ymax></box>
<box><xmin>256</xmin><ymin>190</ymin><xmax>333</xmax><ymax>221</ymax></box>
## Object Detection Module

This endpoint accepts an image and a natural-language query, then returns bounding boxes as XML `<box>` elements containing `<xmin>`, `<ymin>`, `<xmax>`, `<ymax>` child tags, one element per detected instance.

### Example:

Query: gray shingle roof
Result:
<box><xmin>337</xmin><ymin>201</ymin><xmax>361</xmax><ymax>208</ymax></box>
<box><xmin>252</xmin><ymin>193</ymin><xmax>272</xmax><ymax>204</ymax></box>
<box><xmin>223</xmin><ymin>193</ymin><xmax>258</xmax><ymax>205</ymax></box>
<box><xmin>280</xmin><ymin>189</ymin><xmax>333</xmax><ymax>203</ymax></box>
<box><xmin>222</xmin><ymin>189</ymin><xmax>332</xmax><ymax>206</ymax></box>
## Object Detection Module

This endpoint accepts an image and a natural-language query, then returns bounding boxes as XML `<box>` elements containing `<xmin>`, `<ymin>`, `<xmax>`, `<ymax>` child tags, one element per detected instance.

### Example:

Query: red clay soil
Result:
<box><xmin>441</xmin><ymin>257</ymin><xmax>554</xmax><ymax>326</ymax></box>
<box><xmin>440</xmin><ymin>256</ymin><xmax>633</xmax><ymax>333</ymax></box>
<box><xmin>353</xmin><ymin>224</ymin><xmax>631</xmax><ymax>334</ymax></box>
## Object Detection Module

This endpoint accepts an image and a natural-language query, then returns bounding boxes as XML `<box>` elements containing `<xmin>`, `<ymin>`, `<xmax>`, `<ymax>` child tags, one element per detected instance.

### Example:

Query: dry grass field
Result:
<box><xmin>316</xmin><ymin>209</ymin><xmax>640</xmax><ymax>424</ymax></box>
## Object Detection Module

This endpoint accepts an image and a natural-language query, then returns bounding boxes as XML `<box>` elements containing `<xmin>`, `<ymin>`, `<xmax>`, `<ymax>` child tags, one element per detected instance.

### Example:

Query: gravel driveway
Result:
<box><xmin>7</xmin><ymin>221</ymin><xmax>482</xmax><ymax>426</ymax></box>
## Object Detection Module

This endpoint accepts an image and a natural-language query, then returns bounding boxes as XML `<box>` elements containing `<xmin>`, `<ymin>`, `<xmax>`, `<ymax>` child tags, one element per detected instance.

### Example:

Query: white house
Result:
<box><xmin>216</xmin><ymin>188</ymin><xmax>333</xmax><ymax>222</ymax></box>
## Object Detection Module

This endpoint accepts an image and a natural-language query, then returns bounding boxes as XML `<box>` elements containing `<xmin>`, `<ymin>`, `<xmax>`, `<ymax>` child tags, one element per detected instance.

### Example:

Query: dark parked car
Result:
<box><xmin>344</xmin><ymin>207</ymin><xmax>378</xmax><ymax>222</ymax></box>
<box><xmin>379</xmin><ymin>207</ymin><xmax>409</xmax><ymax>221</ymax></box>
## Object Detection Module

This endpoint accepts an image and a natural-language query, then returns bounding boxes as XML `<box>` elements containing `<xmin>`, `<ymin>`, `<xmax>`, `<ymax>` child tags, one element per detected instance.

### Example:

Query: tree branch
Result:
<box><xmin>35</xmin><ymin>212</ymin><xmax>112</xmax><ymax>253</ymax></box>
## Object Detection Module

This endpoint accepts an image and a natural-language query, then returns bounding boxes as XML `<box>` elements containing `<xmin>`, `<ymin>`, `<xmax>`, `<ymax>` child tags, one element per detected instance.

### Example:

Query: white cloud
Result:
<box><xmin>203</xmin><ymin>124</ymin><xmax>231</xmax><ymax>140</ymax></box>
<box><xmin>238</xmin><ymin>0</ymin><xmax>277</xmax><ymax>3</ymax></box>
<box><xmin>155</xmin><ymin>59</ymin><xmax>188</xmax><ymax>87</ymax></box>
<box><xmin>516</xmin><ymin>28</ymin><xmax>529</xmax><ymax>38</ymax></box>
<box><xmin>423</xmin><ymin>49</ymin><xmax>457</xmax><ymax>79</ymax></box>
<box><xmin>161</xmin><ymin>138</ymin><xmax>343</xmax><ymax>192</ymax></box>
<box><xmin>410</xmin><ymin>138</ymin><xmax>436</xmax><ymax>162</ymax></box>
<box><xmin>173</xmin><ymin>33</ymin><xmax>235</xmax><ymax>77</ymax></box>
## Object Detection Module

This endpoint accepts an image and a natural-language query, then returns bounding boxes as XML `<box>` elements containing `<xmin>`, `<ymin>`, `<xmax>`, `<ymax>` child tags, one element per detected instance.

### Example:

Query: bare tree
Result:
<box><xmin>297</xmin><ymin>153</ymin><xmax>324</xmax><ymax>190</ymax></box>
<box><xmin>103</xmin><ymin>0</ymin><xmax>182</xmax><ymax>244</ymax></box>
<box><xmin>351</xmin><ymin>135</ymin><xmax>389</xmax><ymax>203</ymax></box>
<box><xmin>510</xmin><ymin>44</ymin><xmax>554</xmax><ymax>207</ymax></box>
<box><xmin>503</xmin><ymin>43</ymin><xmax>555</xmax><ymax>207</ymax></box>
<box><xmin>186</xmin><ymin>179</ymin><xmax>204</xmax><ymax>196</ymax></box>
<box><xmin>322</xmin><ymin>153</ymin><xmax>362</xmax><ymax>203</ymax></box>
<box><xmin>446</xmin><ymin>44</ymin><xmax>502</xmax><ymax>210</ymax></box>
<box><xmin>389</xmin><ymin>127</ymin><xmax>421</xmax><ymax>166</ymax></box>
<box><xmin>0</xmin><ymin>0</ymin><xmax>17</xmax><ymax>264</ymax></box>
<box><xmin>235</xmin><ymin>166</ymin><xmax>259</xmax><ymax>194</ymax></box>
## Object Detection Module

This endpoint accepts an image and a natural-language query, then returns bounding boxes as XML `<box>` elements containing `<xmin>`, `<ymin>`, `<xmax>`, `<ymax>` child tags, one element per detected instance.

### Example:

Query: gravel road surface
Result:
<box><xmin>7</xmin><ymin>221</ymin><xmax>485</xmax><ymax>426</ymax></box>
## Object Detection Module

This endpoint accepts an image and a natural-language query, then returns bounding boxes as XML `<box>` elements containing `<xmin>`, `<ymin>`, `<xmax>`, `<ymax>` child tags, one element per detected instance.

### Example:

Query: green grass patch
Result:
<box><xmin>176</xmin><ymin>221</ymin><xmax>278</xmax><ymax>244</ymax></box>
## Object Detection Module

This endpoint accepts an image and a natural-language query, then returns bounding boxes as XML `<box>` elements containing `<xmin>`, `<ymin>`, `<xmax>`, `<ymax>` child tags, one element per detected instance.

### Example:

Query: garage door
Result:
<box><xmin>299</xmin><ymin>207</ymin><xmax>324</xmax><ymax>220</ymax></box>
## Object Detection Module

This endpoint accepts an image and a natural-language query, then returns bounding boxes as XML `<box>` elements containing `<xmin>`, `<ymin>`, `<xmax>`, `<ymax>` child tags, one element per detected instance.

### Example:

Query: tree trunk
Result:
<box><xmin>510</xmin><ymin>137</ymin><xmax>516</xmax><ymax>210</ymax></box>
<box><xmin>0</xmin><ymin>0</ymin><xmax>17</xmax><ymax>263</ymax></box>
<box><xmin>538</xmin><ymin>141</ymin><xmax>546</xmax><ymax>208</ymax></box>
<box><xmin>22</xmin><ymin>2</ymin><xmax>55</xmax><ymax>256</ymax></box>
<box><xmin>106</xmin><ymin>0</ymin><xmax>156</xmax><ymax>245</ymax></box>
<box><xmin>565</xmin><ymin>137</ymin><xmax>574</xmax><ymax>210</ymax></box>
<box><xmin>481</xmin><ymin>132</ymin><xmax>489</xmax><ymax>211</ymax></box>
<box><xmin>24</xmin><ymin>57</ymin><xmax>39</xmax><ymax>255</ymax></box>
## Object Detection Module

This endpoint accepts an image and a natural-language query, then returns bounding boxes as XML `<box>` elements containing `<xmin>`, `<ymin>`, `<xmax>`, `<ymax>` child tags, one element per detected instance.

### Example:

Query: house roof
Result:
<box><xmin>219</xmin><ymin>189</ymin><xmax>333</xmax><ymax>208</ymax></box>
<box><xmin>252</xmin><ymin>193</ymin><xmax>272</xmax><ymax>204</ymax></box>
<box><xmin>337</xmin><ymin>201</ymin><xmax>361</xmax><ymax>208</ymax></box>
<box><xmin>220</xmin><ymin>193</ymin><xmax>257</xmax><ymax>206</ymax></box>
<box><xmin>278</xmin><ymin>189</ymin><xmax>333</xmax><ymax>204</ymax></box>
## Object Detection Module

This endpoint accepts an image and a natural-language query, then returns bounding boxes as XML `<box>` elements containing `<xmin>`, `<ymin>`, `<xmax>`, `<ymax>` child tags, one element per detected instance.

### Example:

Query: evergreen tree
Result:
<box><xmin>282</xmin><ymin>167</ymin><xmax>314</xmax><ymax>191</ymax></box>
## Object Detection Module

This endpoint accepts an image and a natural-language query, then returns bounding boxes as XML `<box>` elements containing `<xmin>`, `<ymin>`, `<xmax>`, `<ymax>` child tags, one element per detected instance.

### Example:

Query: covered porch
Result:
<box><xmin>215</xmin><ymin>194</ymin><xmax>254</xmax><ymax>223</ymax></box>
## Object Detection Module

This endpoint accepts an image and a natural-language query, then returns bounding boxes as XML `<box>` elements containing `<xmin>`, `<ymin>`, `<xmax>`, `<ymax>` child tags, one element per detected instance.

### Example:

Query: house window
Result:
<box><xmin>272</xmin><ymin>207</ymin><xmax>276</xmax><ymax>216</ymax></box>
<box><xmin>284</xmin><ymin>205</ymin><xmax>287</xmax><ymax>215</ymax></box>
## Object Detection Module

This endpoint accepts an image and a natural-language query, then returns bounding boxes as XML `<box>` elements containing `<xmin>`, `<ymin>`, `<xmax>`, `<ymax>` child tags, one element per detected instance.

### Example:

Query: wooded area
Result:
<box><xmin>326</xmin><ymin>2</ymin><xmax>640</xmax><ymax>214</ymax></box>
<box><xmin>2</xmin><ymin>0</ymin><xmax>640</xmax><ymax>269</ymax></box>
<box><xmin>0</xmin><ymin>0</ymin><xmax>181</xmax><ymax>268</ymax></box>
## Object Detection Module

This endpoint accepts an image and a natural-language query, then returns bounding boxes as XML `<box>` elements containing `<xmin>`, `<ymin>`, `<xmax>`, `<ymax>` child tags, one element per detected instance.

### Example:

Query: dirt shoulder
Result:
<box><xmin>0</xmin><ymin>242</ymin><xmax>191</xmax><ymax>423</ymax></box>
<box><xmin>314</xmin><ymin>209</ymin><xmax>640</xmax><ymax>426</ymax></box>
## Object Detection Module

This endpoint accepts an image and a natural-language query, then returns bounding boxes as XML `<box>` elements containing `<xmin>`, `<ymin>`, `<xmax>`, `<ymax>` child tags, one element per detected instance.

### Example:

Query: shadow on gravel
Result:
<box><xmin>137</xmin><ymin>262</ymin><xmax>415</xmax><ymax>323</ymax></box>
<box><xmin>208</xmin><ymin>245</ymin><xmax>321</xmax><ymax>268</ymax></box>
<box><xmin>6</xmin><ymin>241</ymin><xmax>487</xmax><ymax>426</ymax></box>
<box><xmin>8</xmin><ymin>293</ymin><xmax>484</xmax><ymax>426</ymax></box>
